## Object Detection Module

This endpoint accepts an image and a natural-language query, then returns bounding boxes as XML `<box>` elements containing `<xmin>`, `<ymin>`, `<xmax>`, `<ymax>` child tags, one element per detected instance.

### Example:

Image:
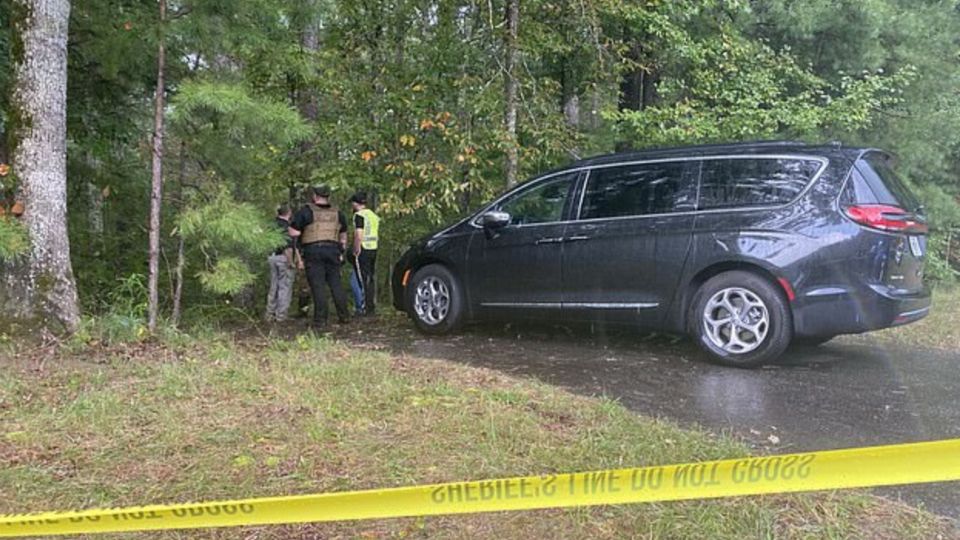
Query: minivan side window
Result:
<box><xmin>498</xmin><ymin>172</ymin><xmax>576</xmax><ymax>225</ymax></box>
<box><xmin>698</xmin><ymin>158</ymin><xmax>822</xmax><ymax>210</ymax></box>
<box><xmin>579</xmin><ymin>161</ymin><xmax>690</xmax><ymax>220</ymax></box>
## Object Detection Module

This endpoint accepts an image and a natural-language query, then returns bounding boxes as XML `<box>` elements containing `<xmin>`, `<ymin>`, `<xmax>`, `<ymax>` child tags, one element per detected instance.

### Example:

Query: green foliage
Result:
<box><xmin>69</xmin><ymin>274</ymin><xmax>150</xmax><ymax>347</ymax></box>
<box><xmin>0</xmin><ymin>217</ymin><xmax>27</xmax><ymax>260</ymax></box>
<box><xmin>912</xmin><ymin>183</ymin><xmax>960</xmax><ymax>284</ymax></box>
<box><xmin>180</xmin><ymin>196</ymin><xmax>284</xmax><ymax>296</ymax></box>
<box><xmin>609</xmin><ymin>21</ymin><xmax>912</xmax><ymax>147</ymax></box>
<box><xmin>107</xmin><ymin>273</ymin><xmax>149</xmax><ymax>319</ymax></box>
<box><xmin>915</xmin><ymin>183</ymin><xmax>960</xmax><ymax>231</ymax></box>
<box><xmin>171</xmin><ymin>80</ymin><xmax>310</xmax><ymax>147</ymax></box>
<box><xmin>923</xmin><ymin>233</ymin><xmax>960</xmax><ymax>284</ymax></box>
<box><xmin>180</xmin><ymin>196</ymin><xmax>284</xmax><ymax>255</ymax></box>
<box><xmin>6</xmin><ymin>0</ymin><xmax>959</xmax><ymax>315</ymax></box>
<box><xmin>197</xmin><ymin>256</ymin><xmax>257</xmax><ymax>295</ymax></box>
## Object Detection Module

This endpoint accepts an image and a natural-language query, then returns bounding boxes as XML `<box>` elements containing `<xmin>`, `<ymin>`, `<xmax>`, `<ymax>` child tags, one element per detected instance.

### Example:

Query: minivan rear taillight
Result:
<box><xmin>843</xmin><ymin>204</ymin><xmax>928</xmax><ymax>234</ymax></box>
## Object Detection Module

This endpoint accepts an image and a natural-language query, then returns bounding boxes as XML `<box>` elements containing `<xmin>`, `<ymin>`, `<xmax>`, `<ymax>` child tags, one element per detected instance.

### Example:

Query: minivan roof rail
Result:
<box><xmin>625</xmin><ymin>140</ymin><xmax>811</xmax><ymax>152</ymax></box>
<box><xmin>573</xmin><ymin>140</ymin><xmax>819</xmax><ymax>166</ymax></box>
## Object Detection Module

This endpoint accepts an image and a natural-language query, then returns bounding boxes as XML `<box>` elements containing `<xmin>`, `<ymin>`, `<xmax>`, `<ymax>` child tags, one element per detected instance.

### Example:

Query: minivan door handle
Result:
<box><xmin>535</xmin><ymin>237</ymin><xmax>565</xmax><ymax>245</ymax></box>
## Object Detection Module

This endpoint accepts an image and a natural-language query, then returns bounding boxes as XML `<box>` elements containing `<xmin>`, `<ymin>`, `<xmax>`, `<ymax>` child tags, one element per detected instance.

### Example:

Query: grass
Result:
<box><xmin>1</xmin><ymin>330</ymin><xmax>954</xmax><ymax>539</ymax></box>
<box><xmin>847</xmin><ymin>286</ymin><xmax>960</xmax><ymax>350</ymax></box>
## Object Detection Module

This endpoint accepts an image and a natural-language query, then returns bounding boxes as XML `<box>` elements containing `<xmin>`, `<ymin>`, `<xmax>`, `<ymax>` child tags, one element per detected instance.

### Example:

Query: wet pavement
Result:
<box><xmin>350</xmin><ymin>318</ymin><xmax>959</xmax><ymax>520</ymax></box>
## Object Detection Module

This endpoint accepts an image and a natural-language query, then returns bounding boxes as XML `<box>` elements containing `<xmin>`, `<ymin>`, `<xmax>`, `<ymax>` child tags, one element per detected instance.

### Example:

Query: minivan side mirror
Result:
<box><xmin>480</xmin><ymin>211</ymin><xmax>511</xmax><ymax>229</ymax></box>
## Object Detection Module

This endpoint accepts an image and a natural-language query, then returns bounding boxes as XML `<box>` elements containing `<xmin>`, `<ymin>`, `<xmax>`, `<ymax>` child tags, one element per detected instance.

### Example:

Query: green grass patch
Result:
<box><xmin>0</xmin><ymin>335</ymin><xmax>954</xmax><ymax>539</ymax></box>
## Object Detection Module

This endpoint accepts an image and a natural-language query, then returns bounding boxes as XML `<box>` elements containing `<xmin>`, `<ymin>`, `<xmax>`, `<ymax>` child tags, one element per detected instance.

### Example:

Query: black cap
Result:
<box><xmin>312</xmin><ymin>185</ymin><xmax>331</xmax><ymax>198</ymax></box>
<box><xmin>349</xmin><ymin>192</ymin><xmax>368</xmax><ymax>205</ymax></box>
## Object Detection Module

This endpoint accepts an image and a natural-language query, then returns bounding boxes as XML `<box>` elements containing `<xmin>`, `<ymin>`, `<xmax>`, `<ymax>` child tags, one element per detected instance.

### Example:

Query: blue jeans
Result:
<box><xmin>349</xmin><ymin>268</ymin><xmax>364</xmax><ymax>315</ymax></box>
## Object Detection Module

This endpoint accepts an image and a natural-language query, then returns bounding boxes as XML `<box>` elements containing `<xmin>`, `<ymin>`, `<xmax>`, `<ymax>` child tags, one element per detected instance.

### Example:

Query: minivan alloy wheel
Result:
<box><xmin>702</xmin><ymin>287</ymin><xmax>770</xmax><ymax>354</ymax></box>
<box><xmin>414</xmin><ymin>276</ymin><xmax>450</xmax><ymax>325</ymax></box>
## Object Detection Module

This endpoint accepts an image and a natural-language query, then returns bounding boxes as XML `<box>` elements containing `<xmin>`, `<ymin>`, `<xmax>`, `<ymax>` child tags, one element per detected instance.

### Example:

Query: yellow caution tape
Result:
<box><xmin>2</xmin><ymin>438</ymin><xmax>959</xmax><ymax>537</ymax></box>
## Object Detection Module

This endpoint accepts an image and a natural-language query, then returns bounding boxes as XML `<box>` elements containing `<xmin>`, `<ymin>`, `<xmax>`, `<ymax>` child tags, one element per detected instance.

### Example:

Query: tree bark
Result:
<box><xmin>171</xmin><ymin>232</ymin><xmax>184</xmax><ymax>326</ymax></box>
<box><xmin>293</xmin><ymin>0</ymin><xmax>320</xmax><ymax>200</ymax></box>
<box><xmin>618</xmin><ymin>43</ymin><xmax>643</xmax><ymax>112</ymax></box>
<box><xmin>1</xmin><ymin>0</ymin><xmax>79</xmax><ymax>333</ymax></box>
<box><xmin>618</xmin><ymin>42</ymin><xmax>658</xmax><ymax>114</ymax></box>
<box><xmin>171</xmin><ymin>141</ymin><xmax>187</xmax><ymax>327</ymax></box>
<box><xmin>298</xmin><ymin>0</ymin><xmax>320</xmax><ymax>126</ymax></box>
<box><xmin>86</xmin><ymin>181</ymin><xmax>104</xmax><ymax>236</ymax></box>
<box><xmin>586</xmin><ymin>86</ymin><xmax>602</xmax><ymax>131</ymax></box>
<box><xmin>561</xmin><ymin>62</ymin><xmax>580</xmax><ymax>128</ymax></box>
<box><xmin>147</xmin><ymin>0</ymin><xmax>167</xmax><ymax>332</ymax></box>
<box><xmin>502</xmin><ymin>0</ymin><xmax>520</xmax><ymax>188</ymax></box>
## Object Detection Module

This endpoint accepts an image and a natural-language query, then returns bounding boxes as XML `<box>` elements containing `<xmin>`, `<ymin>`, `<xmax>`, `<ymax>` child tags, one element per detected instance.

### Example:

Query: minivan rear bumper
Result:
<box><xmin>793</xmin><ymin>283</ymin><xmax>931</xmax><ymax>337</ymax></box>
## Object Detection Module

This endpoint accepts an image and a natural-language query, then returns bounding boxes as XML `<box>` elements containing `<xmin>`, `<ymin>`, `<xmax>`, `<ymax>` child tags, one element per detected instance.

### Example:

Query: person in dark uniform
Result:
<box><xmin>288</xmin><ymin>185</ymin><xmax>351</xmax><ymax>329</ymax></box>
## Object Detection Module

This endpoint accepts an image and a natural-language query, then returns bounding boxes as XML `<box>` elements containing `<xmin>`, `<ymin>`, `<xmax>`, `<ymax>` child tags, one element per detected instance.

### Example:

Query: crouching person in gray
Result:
<box><xmin>266</xmin><ymin>204</ymin><xmax>297</xmax><ymax>321</ymax></box>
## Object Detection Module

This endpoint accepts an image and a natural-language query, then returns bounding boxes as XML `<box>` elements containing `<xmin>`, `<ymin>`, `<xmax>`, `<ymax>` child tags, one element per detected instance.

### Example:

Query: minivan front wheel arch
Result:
<box><xmin>682</xmin><ymin>262</ymin><xmax>794</xmax><ymax>332</ymax></box>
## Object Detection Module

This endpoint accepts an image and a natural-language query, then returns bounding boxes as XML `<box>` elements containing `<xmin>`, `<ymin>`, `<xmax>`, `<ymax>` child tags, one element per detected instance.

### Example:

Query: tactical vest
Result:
<box><xmin>301</xmin><ymin>204</ymin><xmax>339</xmax><ymax>245</ymax></box>
<box><xmin>356</xmin><ymin>208</ymin><xmax>380</xmax><ymax>250</ymax></box>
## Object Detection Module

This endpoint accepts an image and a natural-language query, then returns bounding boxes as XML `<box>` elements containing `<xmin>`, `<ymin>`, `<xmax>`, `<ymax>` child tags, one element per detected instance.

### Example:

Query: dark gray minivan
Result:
<box><xmin>391</xmin><ymin>141</ymin><xmax>931</xmax><ymax>367</ymax></box>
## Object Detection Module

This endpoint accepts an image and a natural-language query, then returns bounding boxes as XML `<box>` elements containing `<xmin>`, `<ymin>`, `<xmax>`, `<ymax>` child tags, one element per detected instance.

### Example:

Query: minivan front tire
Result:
<box><xmin>406</xmin><ymin>264</ymin><xmax>465</xmax><ymax>335</ymax></box>
<box><xmin>690</xmin><ymin>271</ymin><xmax>792</xmax><ymax>368</ymax></box>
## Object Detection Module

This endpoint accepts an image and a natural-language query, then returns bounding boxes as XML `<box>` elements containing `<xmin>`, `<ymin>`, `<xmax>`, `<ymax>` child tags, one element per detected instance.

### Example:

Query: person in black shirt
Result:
<box><xmin>288</xmin><ymin>186</ymin><xmax>351</xmax><ymax>328</ymax></box>
<box><xmin>265</xmin><ymin>204</ymin><xmax>296</xmax><ymax>321</ymax></box>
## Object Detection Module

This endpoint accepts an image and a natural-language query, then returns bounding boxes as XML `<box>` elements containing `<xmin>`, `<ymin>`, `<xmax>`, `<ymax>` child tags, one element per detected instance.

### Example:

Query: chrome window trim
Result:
<box><xmin>469</xmin><ymin>170</ymin><xmax>580</xmax><ymax>229</ymax></box>
<box><xmin>468</xmin><ymin>154</ymin><xmax>829</xmax><ymax>230</ymax></box>
<box><xmin>480</xmin><ymin>302</ymin><xmax>563</xmax><ymax>309</ymax></box>
<box><xmin>565</xmin><ymin>302</ymin><xmax>659</xmax><ymax>309</ymax></box>
<box><xmin>575</xmin><ymin>168</ymin><xmax>590</xmax><ymax>223</ymax></box>
<box><xmin>480</xmin><ymin>302</ymin><xmax>659</xmax><ymax>309</ymax></box>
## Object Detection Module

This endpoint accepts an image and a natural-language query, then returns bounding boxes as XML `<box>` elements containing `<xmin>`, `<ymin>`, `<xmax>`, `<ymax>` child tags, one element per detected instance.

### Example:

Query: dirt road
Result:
<box><xmin>346</xmin><ymin>319</ymin><xmax>960</xmax><ymax>519</ymax></box>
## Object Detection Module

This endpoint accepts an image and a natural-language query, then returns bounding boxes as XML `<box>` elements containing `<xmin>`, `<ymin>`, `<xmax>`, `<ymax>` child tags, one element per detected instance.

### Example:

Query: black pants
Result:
<box><xmin>302</xmin><ymin>244</ymin><xmax>349</xmax><ymax>324</ymax></box>
<box><xmin>358</xmin><ymin>249</ymin><xmax>377</xmax><ymax>314</ymax></box>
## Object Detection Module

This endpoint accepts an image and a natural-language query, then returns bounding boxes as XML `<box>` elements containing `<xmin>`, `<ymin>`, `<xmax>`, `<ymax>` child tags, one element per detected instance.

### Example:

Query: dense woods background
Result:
<box><xmin>1</xmin><ymin>0</ymin><xmax>959</xmax><ymax>334</ymax></box>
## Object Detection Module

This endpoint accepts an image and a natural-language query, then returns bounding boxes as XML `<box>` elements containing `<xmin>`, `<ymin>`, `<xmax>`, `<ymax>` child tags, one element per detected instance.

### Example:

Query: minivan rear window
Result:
<box><xmin>854</xmin><ymin>153</ymin><xmax>922</xmax><ymax>211</ymax></box>
<box><xmin>698</xmin><ymin>158</ymin><xmax>823</xmax><ymax>210</ymax></box>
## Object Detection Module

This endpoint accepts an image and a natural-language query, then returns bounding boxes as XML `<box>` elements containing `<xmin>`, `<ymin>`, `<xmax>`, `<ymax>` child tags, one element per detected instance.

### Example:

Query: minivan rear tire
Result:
<box><xmin>406</xmin><ymin>264</ymin><xmax>465</xmax><ymax>335</ymax></box>
<box><xmin>690</xmin><ymin>271</ymin><xmax>792</xmax><ymax>368</ymax></box>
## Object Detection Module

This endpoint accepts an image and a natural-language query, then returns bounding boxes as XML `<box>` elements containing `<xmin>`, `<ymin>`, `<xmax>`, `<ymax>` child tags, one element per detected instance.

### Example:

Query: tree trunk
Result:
<box><xmin>586</xmin><ymin>85</ymin><xmax>602</xmax><ymax>131</ymax></box>
<box><xmin>171</xmin><ymin>232</ymin><xmax>184</xmax><ymax>326</ymax></box>
<box><xmin>86</xmin><ymin>181</ymin><xmax>104</xmax><ymax>236</ymax></box>
<box><xmin>502</xmin><ymin>0</ymin><xmax>520</xmax><ymax>188</ymax></box>
<box><xmin>171</xmin><ymin>142</ymin><xmax>187</xmax><ymax>327</ymax></box>
<box><xmin>293</xmin><ymin>0</ymin><xmax>320</xmax><ymax>200</ymax></box>
<box><xmin>618</xmin><ymin>40</ymin><xmax>659</xmax><ymax>114</ymax></box>
<box><xmin>147</xmin><ymin>0</ymin><xmax>167</xmax><ymax>332</ymax></box>
<box><xmin>618</xmin><ymin>44</ymin><xmax>644</xmax><ymax>113</ymax></box>
<box><xmin>298</xmin><ymin>1</ymin><xmax>320</xmax><ymax>126</ymax></box>
<box><xmin>1</xmin><ymin>0</ymin><xmax>79</xmax><ymax>333</ymax></box>
<box><xmin>561</xmin><ymin>62</ymin><xmax>580</xmax><ymax>128</ymax></box>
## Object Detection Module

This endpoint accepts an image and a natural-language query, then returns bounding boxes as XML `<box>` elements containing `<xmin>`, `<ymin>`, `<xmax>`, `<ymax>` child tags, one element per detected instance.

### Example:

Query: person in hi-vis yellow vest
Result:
<box><xmin>349</xmin><ymin>192</ymin><xmax>380</xmax><ymax>316</ymax></box>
